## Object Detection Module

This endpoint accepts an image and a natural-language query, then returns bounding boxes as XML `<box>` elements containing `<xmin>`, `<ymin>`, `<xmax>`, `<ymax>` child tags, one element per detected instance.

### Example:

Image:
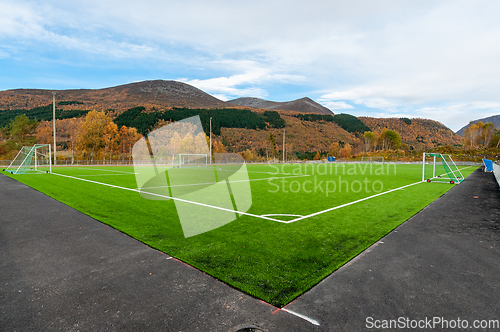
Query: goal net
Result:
<box><xmin>361</xmin><ymin>156</ymin><xmax>384</xmax><ymax>163</ymax></box>
<box><xmin>173</xmin><ymin>154</ymin><xmax>208</xmax><ymax>168</ymax></box>
<box><xmin>4</xmin><ymin>144</ymin><xmax>52</xmax><ymax>174</ymax></box>
<box><xmin>422</xmin><ymin>153</ymin><xmax>463</xmax><ymax>184</ymax></box>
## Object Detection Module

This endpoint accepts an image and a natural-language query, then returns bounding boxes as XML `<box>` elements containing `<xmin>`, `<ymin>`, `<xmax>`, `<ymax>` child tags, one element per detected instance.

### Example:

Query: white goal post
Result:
<box><xmin>4</xmin><ymin>144</ymin><xmax>52</xmax><ymax>174</ymax></box>
<box><xmin>361</xmin><ymin>156</ymin><xmax>384</xmax><ymax>163</ymax></box>
<box><xmin>422</xmin><ymin>152</ymin><xmax>464</xmax><ymax>184</ymax></box>
<box><xmin>173</xmin><ymin>154</ymin><xmax>208</xmax><ymax>168</ymax></box>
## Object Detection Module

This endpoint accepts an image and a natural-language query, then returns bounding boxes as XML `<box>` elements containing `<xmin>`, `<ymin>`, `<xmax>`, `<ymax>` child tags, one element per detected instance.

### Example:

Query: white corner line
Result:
<box><xmin>281</xmin><ymin>308</ymin><xmax>320</xmax><ymax>326</ymax></box>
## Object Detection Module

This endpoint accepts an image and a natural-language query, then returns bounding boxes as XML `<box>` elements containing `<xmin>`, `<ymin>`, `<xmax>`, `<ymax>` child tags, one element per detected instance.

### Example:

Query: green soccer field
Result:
<box><xmin>3</xmin><ymin>162</ymin><xmax>477</xmax><ymax>306</ymax></box>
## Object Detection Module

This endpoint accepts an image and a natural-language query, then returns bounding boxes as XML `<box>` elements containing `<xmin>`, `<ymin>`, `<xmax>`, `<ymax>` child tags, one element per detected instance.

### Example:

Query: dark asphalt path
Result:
<box><xmin>1</xmin><ymin>168</ymin><xmax>499</xmax><ymax>331</ymax></box>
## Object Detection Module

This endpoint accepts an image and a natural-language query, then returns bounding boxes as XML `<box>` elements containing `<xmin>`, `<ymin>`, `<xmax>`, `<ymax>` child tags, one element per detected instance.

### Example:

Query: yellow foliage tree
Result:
<box><xmin>328</xmin><ymin>142</ymin><xmax>340</xmax><ymax>158</ymax></box>
<box><xmin>241</xmin><ymin>149</ymin><xmax>253</xmax><ymax>161</ymax></box>
<box><xmin>102</xmin><ymin>122</ymin><xmax>119</xmax><ymax>162</ymax></box>
<box><xmin>213</xmin><ymin>140</ymin><xmax>226</xmax><ymax>153</ymax></box>
<box><xmin>340</xmin><ymin>143</ymin><xmax>352</xmax><ymax>158</ymax></box>
<box><xmin>76</xmin><ymin>111</ymin><xmax>112</xmax><ymax>161</ymax></box>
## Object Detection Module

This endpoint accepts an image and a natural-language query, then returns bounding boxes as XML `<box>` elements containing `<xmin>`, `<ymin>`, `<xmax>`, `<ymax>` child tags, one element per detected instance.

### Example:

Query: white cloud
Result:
<box><xmin>318</xmin><ymin>101</ymin><xmax>353</xmax><ymax>110</ymax></box>
<box><xmin>2</xmin><ymin>0</ymin><xmax>500</xmax><ymax>130</ymax></box>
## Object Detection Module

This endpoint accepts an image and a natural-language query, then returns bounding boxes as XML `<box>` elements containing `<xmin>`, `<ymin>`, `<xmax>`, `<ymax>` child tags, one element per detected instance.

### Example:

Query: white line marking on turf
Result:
<box><xmin>138</xmin><ymin>174</ymin><xmax>311</xmax><ymax>190</ymax></box>
<box><xmin>50</xmin><ymin>165</ymin><xmax>476</xmax><ymax>225</ymax></box>
<box><xmin>281</xmin><ymin>308</ymin><xmax>320</xmax><ymax>326</ymax></box>
<box><xmin>78</xmin><ymin>168</ymin><xmax>138</xmax><ymax>174</ymax></box>
<box><xmin>286</xmin><ymin>181</ymin><xmax>424</xmax><ymax>223</ymax></box>
<box><xmin>68</xmin><ymin>174</ymin><xmax>135</xmax><ymax>177</ymax></box>
<box><xmin>260</xmin><ymin>214</ymin><xmax>304</xmax><ymax>217</ymax></box>
<box><xmin>51</xmin><ymin>172</ymin><xmax>283</xmax><ymax>223</ymax></box>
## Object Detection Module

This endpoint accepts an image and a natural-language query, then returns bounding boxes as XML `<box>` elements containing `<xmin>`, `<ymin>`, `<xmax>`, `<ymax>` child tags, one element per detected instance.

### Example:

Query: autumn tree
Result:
<box><xmin>267</xmin><ymin>133</ymin><xmax>278</xmax><ymax>159</ymax></box>
<box><xmin>378</xmin><ymin>129</ymin><xmax>401</xmax><ymax>150</ymax></box>
<box><xmin>464</xmin><ymin>122</ymin><xmax>482</xmax><ymax>147</ymax></box>
<box><xmin>464</xmin><ymin>121</ymin><xmax>496</xmax><ymax>148</ymax></box>
<box><xmin>212</xmin><ymin>140</ymin><xmax>226</xmax><ymax>153</ymax></box>
<box><xmin>313</xmin><ymin>151</ymin><xmax>321</xmax><ymax>160</ymax></box>
<box><xmin>4</xmin><ymin>115</ymin><xmax>38</xmax><ymax>145</ymax></box>
<box><xmin>241</xmin><ymin>149</ymin><xmax>253</xmax><ymax>161</ymax></box>
<box><xmin>483</xmin><ymin>123</ymin><xmax>495</xmax><ymax>147</ymax></box>
<box><xmin>118</xmin><ymin>125</ymin><xmax>141</xmax><ymax>160</ymax></box>
<box><xmin>328</xmin><ymin>142</ymin><xmax>340</xmax><ymax>158</ymax></box>
<box><xmin>76</xmin><ymin>111</ymin><xmax>113</xmax><ymax>161</ymax></box>
<box><xmin>102</xmin><ymin>122</ymin><xmax>119</xmax><ymax>162</ymax></box>
<box><xmin>340</xmin><ymin>143</ymin><xmax>352</xmax><ymax>158</ymax></box>
<box><xmin>66</xmin><ymin>118</ymin><xmax>84</xmax><ymax>164</ymax></box>
<box><xmin>36</xmin><ymin>120</ymin><xmax>53</xmax><ymax>144</ymax></box>
<box><xmin>363</xmin><ymin>131</ymin><xmax>376</xmax><ymax>152</ymax></box>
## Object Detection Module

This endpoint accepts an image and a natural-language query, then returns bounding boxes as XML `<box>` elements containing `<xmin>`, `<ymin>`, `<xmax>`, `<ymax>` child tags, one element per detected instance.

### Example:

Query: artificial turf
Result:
<box><xmin>3</xmin><ymin>163</ymin><xmax>476</xmax><ymax>306</ymax></box>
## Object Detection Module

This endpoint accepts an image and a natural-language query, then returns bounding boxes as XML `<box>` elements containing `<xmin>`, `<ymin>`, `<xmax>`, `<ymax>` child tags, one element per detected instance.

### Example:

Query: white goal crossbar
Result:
<box><xmin>173</xmin><ymin>154</ymin><xmax>208</xmax><ymax>168</ymax></box>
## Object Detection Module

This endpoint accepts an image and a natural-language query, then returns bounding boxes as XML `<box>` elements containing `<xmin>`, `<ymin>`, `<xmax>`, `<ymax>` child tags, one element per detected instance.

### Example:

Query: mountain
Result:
<box><xmin>0</xmin><ymin>80</ymin><xmax>460</xmax><ymax>153</ymax></box>
<box><xmin>0</xmin><ymin>80</ymin><xmax>332</xmax><ymax>115</ymax></box>
<box><xmin>456</xmin><ymin>114</ymin><xmax>500</xmax><ymax>137</ymax></box>
<box><xmin>228</xmin><ymin>97</ymin><xmax>332</xmax><ymax>115</ymax></box>
<box><xmin>0</xmin><ymin>80</ymin><xmax>227</xmax><ymax>111</ymax></box>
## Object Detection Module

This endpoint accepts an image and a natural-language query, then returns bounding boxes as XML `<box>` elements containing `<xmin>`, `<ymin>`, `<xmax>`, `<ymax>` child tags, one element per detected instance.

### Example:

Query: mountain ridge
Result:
<box><xmin>228</xmin><ymin>96</ymin><xmax>332</xmax><ymax>115</ymax></box>
<box><xmin>0</xmin><ymin>80</ymin><xmax>333</xmax><ymax>115</ymax></box>
<box><xmin>456</xmin><ymin>114</ymin><xmax>500</xmax><ymax>137</ymax></box>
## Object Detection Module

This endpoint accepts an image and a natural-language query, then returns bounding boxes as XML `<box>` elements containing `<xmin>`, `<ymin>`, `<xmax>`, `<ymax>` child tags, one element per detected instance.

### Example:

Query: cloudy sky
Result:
<box><xmin>1</xmin><ymin>0</ymin><xmax>499</xmax><ymax>131</ymax></box>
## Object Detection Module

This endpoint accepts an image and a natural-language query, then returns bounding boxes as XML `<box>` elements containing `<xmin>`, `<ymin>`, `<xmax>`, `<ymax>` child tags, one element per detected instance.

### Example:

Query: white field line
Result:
<box><xmin>51</xmin><ymin>165</ymin><xmax>475</xmax><ymax>225</ymax></box>
<box><xmin>261</xmin><ymin>214</ymin><xmax>304</xmax><ymax>217</ymax></box>
<box><xmin>281</xmin><ymin>308</ymin><xmax>320</xmax><ymax>326</ymax></box>
<box><xmin>78</xmin><ymin>168</ymin><xmax>138</xmax><ymax>174</ymax></box>
<box><xmin>164</xmin><ymin>166</ymin><xmax>277</xmax><ymax>175</ymax></box>
<box><xmin>216</xmin><ymin>169</ymin><xmax>278</xmax><ymax>174</ymax></box>
<box><xmin>139</xmin><ymin>174</ymin><xmax>311</xmax><ymax>190</ymax></box>
<box><xmin>51</xmin><ymin>172</ymin><xmax>283</xmax><ymax>223</ymax></box>
<box><xmin>68</xmin><ymin>173</ymin><xmax>135</xmax><ymax>177</ymax></box>
<box><xmin>285</xmin><ymin>181</ymin><xmax>424</xmax><ymax>223</ymax></box>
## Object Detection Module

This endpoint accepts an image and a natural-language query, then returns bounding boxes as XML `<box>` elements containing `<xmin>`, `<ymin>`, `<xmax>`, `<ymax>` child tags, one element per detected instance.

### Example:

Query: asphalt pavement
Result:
<box><xmin>1</xmin><ymin>167</ymin><xmax>499</xmax><ymax>331</ymax></box>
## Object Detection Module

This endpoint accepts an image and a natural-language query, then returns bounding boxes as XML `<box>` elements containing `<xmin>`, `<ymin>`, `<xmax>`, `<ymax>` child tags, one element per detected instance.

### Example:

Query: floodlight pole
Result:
<box><xmin>209</xmin><ymin>117</ymin><xmax>212</xmax><ymax>164</ymax></box>
<box><xmin>422</xmin><ymin>152</ymin><xmax>426</xmax><ymax>182</ymax></box>
<box><xmin>52</xmin><ymin>92</ymin><xmax>56</xmax><ymax>166</ymax></box>
<box><xmin>283</xmin><ymin>128</ymin><xmax>285</xmax><ymax>163</ymax></box>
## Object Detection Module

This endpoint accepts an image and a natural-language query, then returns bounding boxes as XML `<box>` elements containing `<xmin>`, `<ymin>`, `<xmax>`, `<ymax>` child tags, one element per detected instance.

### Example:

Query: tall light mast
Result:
<box><xmin>53</xmin><ymin>92</ymin><xmax>56</xmax><ymax>166</ymax></box>
<box><xmin>209</xmin><ymin>117</ymin><xmax>212</xmax><ymax>164</ymax></box>
<box><xmin>283</xmin><ymin>128</ymin><xmax>285</xmax><ymax>163</ymax></box>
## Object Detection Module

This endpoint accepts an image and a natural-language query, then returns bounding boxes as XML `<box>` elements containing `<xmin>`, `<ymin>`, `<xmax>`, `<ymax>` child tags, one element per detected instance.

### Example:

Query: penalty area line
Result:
<box><xmin>288</xmin><ymin>181</ymin><xmax>423</xmax><ymax>223</ymax></box>
<box><xmin>138</xmin><ymin>174</ymin><xmax>311</xmax><ymax>190</ymax></box>
<box><xmin>78</xmin><ymin>168</ymin><xmax>138</xmax><ymax>174</ymax></box>
<box><xmin>50</xmin><ymin>172</ymin><xmax>283</xmax><ymax>223</ymax></box>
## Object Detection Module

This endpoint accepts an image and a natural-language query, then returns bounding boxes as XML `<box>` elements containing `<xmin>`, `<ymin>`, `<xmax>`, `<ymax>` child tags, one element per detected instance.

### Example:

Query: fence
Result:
<box><xmin>493</xmin><ymin>162</ymin><xmax>500</xmax><ymax>189</ymax></box>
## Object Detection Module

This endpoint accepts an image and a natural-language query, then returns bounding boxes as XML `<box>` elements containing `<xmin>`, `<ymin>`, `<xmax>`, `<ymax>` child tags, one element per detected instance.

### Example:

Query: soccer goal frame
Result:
<box><xmin>173</xmin><ymin>154</ymin><xmax>208</xmax><ymax>168</ymax></box>
<box><xmin>4</xmin><ymin>144</ymin><xmax>52</xmax><ymax>174</ymax></box>
<box><xmin>361</xmin><ymin>156</ymin><xmax>384</xmax><ymax>163</ymax></box>
<box><xmin>422</xmin><ymin>153</ymin><xmax>464</xmax><ymax>184</ymax></box>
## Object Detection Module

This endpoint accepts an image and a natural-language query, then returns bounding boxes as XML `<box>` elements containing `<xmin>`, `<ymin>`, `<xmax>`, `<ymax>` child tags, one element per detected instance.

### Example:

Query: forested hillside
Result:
<box><xmin>114</xmin><ymin>107</ymin><xmax>285</xmax><ymax>136</ymax></box>
<box><xmin>293</xmin><ymin>113</ymin><xmax>370</xmax><ymax>135</ymax></box>
<box><xmin>359</xmin><ymin>117</ymin><xmax>461</xmax><ymax>150</ymax></box>
<box><xmin>0</xmin><ymin>105</ymin><xmax>90</xmax><ymax>127</ymax></box>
